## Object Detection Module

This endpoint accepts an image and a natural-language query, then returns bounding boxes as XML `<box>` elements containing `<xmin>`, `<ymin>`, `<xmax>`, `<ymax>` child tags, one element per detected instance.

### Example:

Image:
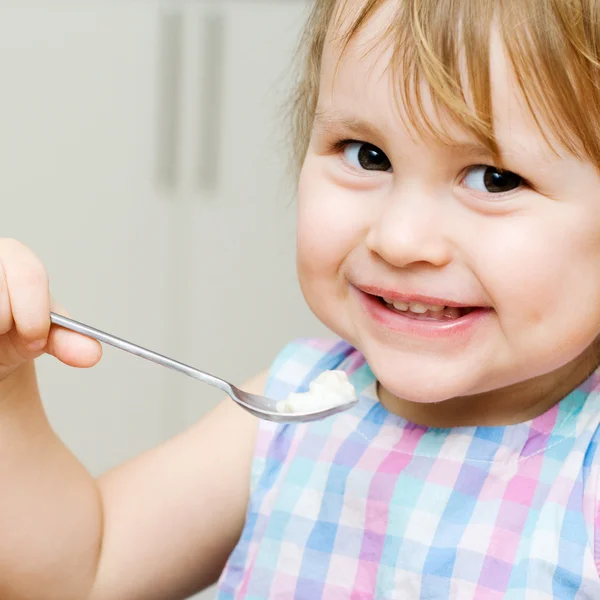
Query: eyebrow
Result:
<box><xmin>313</xmin><ymin>109</ymin><xmax>387</xmax><ymax>141</ymax></box>
<box><xmin>313</xmin><ymin>108</ymin><xmax>494</xmax><ymax>159</ymax></box>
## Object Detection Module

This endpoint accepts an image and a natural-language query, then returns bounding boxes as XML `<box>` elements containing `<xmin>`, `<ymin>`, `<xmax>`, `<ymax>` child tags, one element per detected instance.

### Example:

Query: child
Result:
<box><xmin>3</xmin><ymin>0</ymin><xmax>600</xmax><ymax>597</ymax></box>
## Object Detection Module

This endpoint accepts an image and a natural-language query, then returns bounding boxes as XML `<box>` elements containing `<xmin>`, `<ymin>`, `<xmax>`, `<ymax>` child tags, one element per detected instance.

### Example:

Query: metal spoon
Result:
<box><xmin>49</xmin><ymin>312</ymin><xmax>357</xmax><ymax>423</ymax></box>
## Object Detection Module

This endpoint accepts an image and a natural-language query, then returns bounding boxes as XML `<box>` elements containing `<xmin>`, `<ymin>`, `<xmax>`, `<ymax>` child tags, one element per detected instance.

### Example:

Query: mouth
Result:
<box><xmin>352</xmin><ymin>284</ymin><xmax>490</xmax><ymax>336</ymax></box>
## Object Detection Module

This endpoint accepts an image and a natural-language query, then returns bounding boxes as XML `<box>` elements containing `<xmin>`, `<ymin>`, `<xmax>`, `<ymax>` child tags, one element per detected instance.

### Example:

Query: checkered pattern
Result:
<box><xmin>216</xmin><ymin>339</ymin><xmax>600</xmax><ymax>598</ymax></box>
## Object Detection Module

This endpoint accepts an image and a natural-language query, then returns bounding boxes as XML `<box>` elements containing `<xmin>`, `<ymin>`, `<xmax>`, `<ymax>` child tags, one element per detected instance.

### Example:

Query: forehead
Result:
<box><xmin>319</xmin><ymin>0</ymin><xmax>559</xmax><ymax>161</ymax></box>
<box><xmin>321</xmin><ymin>0</ymin><xmax>396</xmax><ymax>111</ymax></box>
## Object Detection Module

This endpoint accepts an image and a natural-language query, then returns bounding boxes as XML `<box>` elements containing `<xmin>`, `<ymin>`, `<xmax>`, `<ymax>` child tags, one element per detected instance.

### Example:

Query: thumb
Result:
<box><xmin>46</xmin><ymin>302</ymin><xmax>102</xmax><ymax>368</ymax></box>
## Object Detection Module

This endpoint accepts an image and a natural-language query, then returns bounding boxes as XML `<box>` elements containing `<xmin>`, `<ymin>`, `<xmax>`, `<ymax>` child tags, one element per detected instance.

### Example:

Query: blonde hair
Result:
<box><xmin>289</xmin><ymin>0</ymin><xmax>600</xmax><ymax>174</ymax></box>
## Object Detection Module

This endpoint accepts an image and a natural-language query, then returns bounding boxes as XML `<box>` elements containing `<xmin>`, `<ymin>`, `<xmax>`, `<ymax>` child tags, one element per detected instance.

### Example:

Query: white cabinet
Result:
<box><xmin>0</xmin><ymin>1</ymin><xmax>324</xmax><ymax>597</ymax></box>
<box><xmin>170</xmin><ymin>1</ymin><xmax>330</xmax><ymax>424</ymax></box>
<box><xmin>0</xmin><ymin>2</ymin><xmax>179</xmax><ymax>475</ymax></box>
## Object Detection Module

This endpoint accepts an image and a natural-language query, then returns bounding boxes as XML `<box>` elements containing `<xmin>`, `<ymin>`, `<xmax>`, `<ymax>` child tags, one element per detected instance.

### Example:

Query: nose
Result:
<box><xmin>366</xmin><ymin>186</ymin><xmax>453</xmax><ymax>268</ymax></box>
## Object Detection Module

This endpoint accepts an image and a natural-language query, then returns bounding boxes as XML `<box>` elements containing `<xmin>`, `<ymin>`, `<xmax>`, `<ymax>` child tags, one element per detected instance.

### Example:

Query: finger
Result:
<box><xmin>0</xmin><ymin>239</ymin><xmax>50</xmax><ymax>350</ymax></box>
<box><xmin>0</xmin><ymin>259</ymin><xmax>14</xmax><ymax>335</ymax></box>
<box><xmin>46</xmin><ymin>301</ymin><xmax>102</xmax><ymax>368</ymax></box>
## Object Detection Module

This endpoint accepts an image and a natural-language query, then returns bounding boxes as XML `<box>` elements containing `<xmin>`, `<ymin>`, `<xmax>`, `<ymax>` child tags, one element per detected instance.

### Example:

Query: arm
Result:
<box><xmin>0</xmin><ymin>238</ymin><xmax>265</xmax><ymax>600</ymax></box>
<box><xmin>1</xmin><ymin>364</ymin><xmax>263</xmax><ymax>600</ymax></box>
<box><xmin>90</xmin><ymin>372</ymin><xmax>265</xmax><ymax>600</ymax></box>
<box><xmin>0</xmin><ymin>362</ymin><xmax>105</xmax><ymax>600</ymax></box>
<box><xmin>0</xmin><ymin>240</ymin><xmax>104</xmax><ymax>600</ymax></box>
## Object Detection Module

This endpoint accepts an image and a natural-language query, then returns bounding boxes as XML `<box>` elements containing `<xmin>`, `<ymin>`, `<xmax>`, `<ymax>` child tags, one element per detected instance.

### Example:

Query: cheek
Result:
<box><xmin>296</xmin><ymin>159</ymin><xmax>369</xmax><ymax>283</ymax></box>
<box><xmin>474</xmin><ymin>214</ymin><xmax>600</xmax><ymax>341</ymax></box>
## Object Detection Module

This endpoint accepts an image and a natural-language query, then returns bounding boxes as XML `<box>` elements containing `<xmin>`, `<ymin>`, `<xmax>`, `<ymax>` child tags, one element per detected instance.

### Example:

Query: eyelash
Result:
<box><xmin>331</xmin><ymin>138</ymin><xmax>391</xmax><ymax>175</ymax></box>
<box><xmin>459</xmin><ymin>165</ymin><xmax>531</xmax><ymax>196</ymax></box>
<box><xmin>330</xmin><ymin>138</ymin><xmax>358</xmax><ymax>154</ymax></box>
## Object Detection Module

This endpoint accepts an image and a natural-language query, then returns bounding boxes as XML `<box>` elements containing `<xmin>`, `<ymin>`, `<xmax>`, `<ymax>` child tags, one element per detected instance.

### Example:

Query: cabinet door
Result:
<box><xmin>178</xmin><ymin>5</ymin><xmax>324</xmax><ymax>598</ymax></box>
<box><xmin>0</xmin><ymin>2</ymin><xmax>182</xmax><ymax>475</ymax></box>
<box><xmin>170</xmin><ymin>1</ymin><xmax>329</xmax><ymax>428</ymax></box>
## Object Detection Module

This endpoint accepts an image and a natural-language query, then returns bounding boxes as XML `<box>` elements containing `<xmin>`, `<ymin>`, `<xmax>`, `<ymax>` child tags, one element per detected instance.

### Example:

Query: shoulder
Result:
<box><xmin>241</xmin><ymin>369</ymin><xmax>269</xmax><ymax>395</ymax></box>
<box><xmin>248</xmin><ymin>337</ymin><xmax>365</xmax><ymax>488</ymax></box>
<box><xmin>569</xmin><ymin>370</ymin><xmax>600</xmax><ymax>573</ymax></box>
<box><xmin>265</xmin><ymin>337</ymin><xmax>364</xmax><ymax>398</ymax></box>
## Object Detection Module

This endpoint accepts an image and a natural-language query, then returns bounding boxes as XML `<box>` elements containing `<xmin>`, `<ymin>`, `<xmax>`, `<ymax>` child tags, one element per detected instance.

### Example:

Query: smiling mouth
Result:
<box><xmin>377</xmin><ymin>296</ymin><xmax>478</xmax><ymax>321</ymax></box>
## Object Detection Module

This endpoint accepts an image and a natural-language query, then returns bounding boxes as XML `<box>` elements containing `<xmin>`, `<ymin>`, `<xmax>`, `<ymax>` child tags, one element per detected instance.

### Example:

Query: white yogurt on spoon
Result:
<box><xmin>276</xmin><ymin>370</ymin><xmax>357</xmax><ymax>414</ymax></box>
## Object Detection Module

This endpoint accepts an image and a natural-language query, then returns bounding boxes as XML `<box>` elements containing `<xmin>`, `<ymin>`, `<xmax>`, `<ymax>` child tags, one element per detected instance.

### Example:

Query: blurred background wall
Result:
<box><xmin>0</xmin><ymin>1</ymin><xmax>326</xmax><ymax>597</ymax></box>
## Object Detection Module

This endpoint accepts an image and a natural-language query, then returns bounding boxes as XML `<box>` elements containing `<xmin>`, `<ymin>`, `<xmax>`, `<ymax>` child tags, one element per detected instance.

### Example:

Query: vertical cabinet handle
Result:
<box><xmin>198</xmin><ymin>12</ymin><xmax>225</xmax><ymax>193</ymax></box>
<box><xmin>156</xmin><ymin>10</ymin><xmax>184</xmax><ymax>190</ymax></box>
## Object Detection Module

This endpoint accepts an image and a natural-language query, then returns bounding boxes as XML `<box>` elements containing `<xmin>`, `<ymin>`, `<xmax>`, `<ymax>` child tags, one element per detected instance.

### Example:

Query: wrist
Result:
<box><xmin>0</xmin><ymin>361</ymin><xmax>38</xmax><ymax>404</ymax></box>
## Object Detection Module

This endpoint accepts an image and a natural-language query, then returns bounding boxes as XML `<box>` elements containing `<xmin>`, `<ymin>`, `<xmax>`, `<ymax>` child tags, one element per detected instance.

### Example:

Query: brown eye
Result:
<box><xmin>344</xmin><ymin>142</ymin><xmax>392</xmax><ymax>172</ymax></box>
<box><xmin>464</xmin><ymin>166</ymin><xmax>522</xmax><ymax>194</ymax></box>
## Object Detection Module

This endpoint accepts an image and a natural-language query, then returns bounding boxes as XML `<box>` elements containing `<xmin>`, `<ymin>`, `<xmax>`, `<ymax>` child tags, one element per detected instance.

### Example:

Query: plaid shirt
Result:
<box><xmin>217</xmin><ymin>339</ymin><xmax>600</xmax><ymax>599</ymax></box>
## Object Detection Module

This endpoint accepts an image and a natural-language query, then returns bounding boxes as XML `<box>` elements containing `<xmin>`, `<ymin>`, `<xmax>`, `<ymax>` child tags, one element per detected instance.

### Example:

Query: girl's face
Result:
<box><xmin>296</xmin><ymin>2</ymin><xmax>600</xmax><ymax>424</ymax></box>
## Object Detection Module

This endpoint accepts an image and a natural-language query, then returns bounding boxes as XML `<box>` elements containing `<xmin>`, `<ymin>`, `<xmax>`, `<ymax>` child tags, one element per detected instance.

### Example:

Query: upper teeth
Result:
<box><xmin>383</xmin><ymin>298</ymin><xmax>444</xmax><ymax>313</ymax></box>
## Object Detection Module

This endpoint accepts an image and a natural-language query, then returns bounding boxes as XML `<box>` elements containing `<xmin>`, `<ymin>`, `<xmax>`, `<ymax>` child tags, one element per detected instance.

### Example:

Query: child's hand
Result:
<box><xmin>0</xmin><ymin>238</ymin><xmax>101</xmax><ymax>381</ymax></box>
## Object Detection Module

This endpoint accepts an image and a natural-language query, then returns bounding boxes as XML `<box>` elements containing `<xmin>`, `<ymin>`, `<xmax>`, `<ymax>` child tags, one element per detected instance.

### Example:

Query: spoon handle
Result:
<box><xmin>49</xmin><ymin>312</ymin><xmax>229</xmax><ymax>393</ymax></box>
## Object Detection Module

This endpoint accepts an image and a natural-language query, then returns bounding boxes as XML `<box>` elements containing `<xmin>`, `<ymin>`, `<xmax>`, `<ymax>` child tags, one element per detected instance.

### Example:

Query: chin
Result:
<box><xmin>378</xmin><ymin>375</ymin><xmax>467</xmax><ymax>404</ymax></box>
<box><xmin>367</xmin><ymin>351</ymin><xmax>484</xmax><ymax>404</ymax></box>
